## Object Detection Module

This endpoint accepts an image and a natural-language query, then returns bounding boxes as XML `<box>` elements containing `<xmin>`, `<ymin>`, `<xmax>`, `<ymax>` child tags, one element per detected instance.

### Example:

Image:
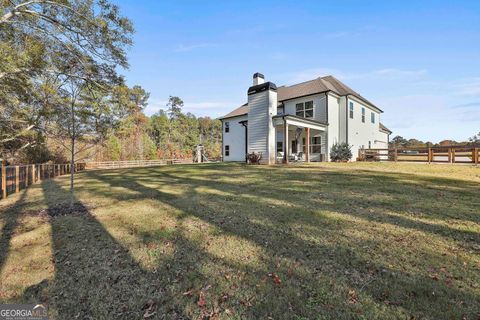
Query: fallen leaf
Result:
<box><xmin>182</xmin><ymin>290</ymin><xmax>193</xmax><ymax>297</ymax></box>
<box><xmin>142</xmin><ymin>299</ymin><xmax>156</xmax><ymax>319</ymax></box>
<box><xmin>198</xmin><ymin>292</ymin><xmax>206</xmax><ymax>308</ymax></box>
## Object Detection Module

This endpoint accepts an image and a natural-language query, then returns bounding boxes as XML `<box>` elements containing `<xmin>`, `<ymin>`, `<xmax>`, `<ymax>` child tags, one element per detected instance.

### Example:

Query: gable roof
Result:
<box><xmin>277</xmin><ymin>75</ymin><xmax>380</xmax><ymax>111</ymax></box>
<box><xmin>220</xmin><ymin>103</ymin><xmax>248</xmax><ymax>119</ymax></box>
<box><xmin>379</xmin><ymin>123</ymin><xmax>392</xmax><ymax>134</ymax></box>
<box><xmin>219</xmin><ymin>75</ymin><xmax>382</xmax><ymax>119</ymax></box>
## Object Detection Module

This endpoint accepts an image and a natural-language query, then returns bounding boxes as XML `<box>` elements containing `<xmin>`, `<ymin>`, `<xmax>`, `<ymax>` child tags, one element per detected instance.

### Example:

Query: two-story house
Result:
<box><xmin>220</xmin><ymin>73</ymin><xmax>391</xmax><ymax>164</ymax></box>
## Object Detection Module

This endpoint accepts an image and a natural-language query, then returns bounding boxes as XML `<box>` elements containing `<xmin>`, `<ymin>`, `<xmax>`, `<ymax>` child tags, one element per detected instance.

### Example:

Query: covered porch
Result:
<box><xmin>273</xmin><ymin>115</ymin><xmax>328</xmax><ymax>164</ymax></box>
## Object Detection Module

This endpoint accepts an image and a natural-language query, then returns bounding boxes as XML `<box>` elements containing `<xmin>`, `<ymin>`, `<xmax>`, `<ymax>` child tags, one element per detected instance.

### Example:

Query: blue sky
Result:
<box><xmin>118</xmin><ymin>0</ymin><xmax>480</xmax><ymax>142</ymax></box>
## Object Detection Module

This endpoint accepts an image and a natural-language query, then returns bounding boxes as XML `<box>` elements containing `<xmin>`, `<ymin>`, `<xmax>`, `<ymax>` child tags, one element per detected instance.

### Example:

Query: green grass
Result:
<box><xmin>1</xmin><ymin>162</ymin><xmax>479</xmax><ymax>319</ymax></box>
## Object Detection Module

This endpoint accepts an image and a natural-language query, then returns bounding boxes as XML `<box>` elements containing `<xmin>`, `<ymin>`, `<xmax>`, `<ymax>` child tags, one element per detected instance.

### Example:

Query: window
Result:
<box><xmin>371</xmin><ymin>112</ymin><xmax>375</xmax><ymax>123</ymax></box>
<box><xmin>291</xmin><ymin>140</ymin><xmax>298</xmax><ymax>154</ymax></box>
<box><xmin>277</xmin><ymin>107</ymin><xmax>284</xmax><ymax>116</ymax></box>
<box><xmin>277</xmin><ymin>142</ymin><xmax>283</xmax><ymax>153</ymax></box>
<box><xmin>310</xmin><ymin>136</ymin><xmax>322</xmax><ymax>154</ymax></box>
<box><xmin>224</xmin><ymin>122</ymin><xmax>229</xmax><ymax>133</ymax></box>
<box><xmin>361</xmin><ymin>108</ymin><xmax>365</xmax><ymax>123</ymax></box>
<box><xmin>225</xmin><ymin>145</ymin><xmax>230</xmax><ymax>156</ymax></box>
<box><xmin>295</xmin><ymin>101</ymin><xmax>314</xmax><ymax>118</ymax></box>
<box><xmin>349</xmin><ymin>102</ymin><xmax>354</xmax><ymax>119</ymax></box>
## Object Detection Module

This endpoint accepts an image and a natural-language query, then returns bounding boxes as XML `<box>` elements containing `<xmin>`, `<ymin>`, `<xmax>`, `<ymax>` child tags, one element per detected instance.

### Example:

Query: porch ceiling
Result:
<box><xmin>272</xmin><ymin>115</ymin><xmax>327</xmax><ymax>131</ymax></box>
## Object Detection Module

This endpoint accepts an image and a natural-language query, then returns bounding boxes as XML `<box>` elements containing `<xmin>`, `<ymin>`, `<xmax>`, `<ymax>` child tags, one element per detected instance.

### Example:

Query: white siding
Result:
<box><xmin>338</xmin><ymin>96</ymin><xmax>347</xmax><ymax>144</ymax></box>
<box><xmin>247</xmin><ymin>89</ymin><xmax>277</xmax><ymax>164</ymax></box>
<box><xmin>375</xmin><ymin>130</ymin><xmax>389</xmax><ymax>149</ymax></box>
<box><xmin>326</xmin><ymin>93</ymin><xmax>341</xmax><ymax>161</ymax></box>
<box><xmin>282</xmin><ymin>94</ymin><xmax>327</xmax><ymax>123</ymax></box>
<box><xmin>346</xmin><ymin>96</ymin><xmax>382</xmax><ymax>160</ymax></box>
<box><xmin>222</xmin><ymin>115</ymin><xmax>247</xmax><ymax>162</ymax></box>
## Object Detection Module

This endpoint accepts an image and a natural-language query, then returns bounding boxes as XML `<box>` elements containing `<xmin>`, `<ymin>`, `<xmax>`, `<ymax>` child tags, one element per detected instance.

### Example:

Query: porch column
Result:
<box><xmin>283</xmin><ymin>120</ymin><xmax>289</xmax><ymax>164</ymax></box>
<box><xmin>305</xmin><ymin>127</ymin><xmax>310</xmax><ymax>163</ymax></box>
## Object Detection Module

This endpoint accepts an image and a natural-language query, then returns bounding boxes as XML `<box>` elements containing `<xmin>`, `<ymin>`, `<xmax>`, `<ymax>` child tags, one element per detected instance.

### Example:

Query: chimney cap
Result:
<box><xmin>247</xmin><ymin>81</ymin><xmax>277</xmax><ymax>95</ymax></box>
<box><xmin>253</xmin><ymin>72</ymin><xmax>265</xmax><ymax>79</ymax></box>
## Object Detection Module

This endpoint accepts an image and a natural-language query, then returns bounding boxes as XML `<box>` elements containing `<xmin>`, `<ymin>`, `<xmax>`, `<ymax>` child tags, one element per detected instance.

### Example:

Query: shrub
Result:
<box><xmin>330</xmin><ymin>142</ymin><xmax>352</xmax><ymax>162</ymax></box>
<box><xmin>247</xmin><ymin>152</ymin><xmax>262</xmax><ymax>164</ymax></box>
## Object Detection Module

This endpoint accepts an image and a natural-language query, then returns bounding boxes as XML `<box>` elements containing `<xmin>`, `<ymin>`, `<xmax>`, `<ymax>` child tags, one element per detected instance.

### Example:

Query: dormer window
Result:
<box><xmin>295</xmin><ymin>101</ymin><xmax>314</xmax><ymax>118</ymax></box>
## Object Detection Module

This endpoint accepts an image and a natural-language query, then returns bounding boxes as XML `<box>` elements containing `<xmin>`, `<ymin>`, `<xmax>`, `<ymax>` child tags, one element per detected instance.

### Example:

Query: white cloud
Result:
<box><xmin>282</xmin><ymin>67</ymin><xmax>427</xmax><ymax>84</ymax></box>
<box><xmin>323</xmin><ymin>31</ymin><xmax>351</xmax><ymax>39</ymax></box>
<box><xmin>174</xmin><ymin>43</ymin><xmax>217</xmax><ymax>52</ymax></box>
<box><xmin>452</xmin><ymin>77</ymin><xmax>480</xmax><ymax>96</ymax></box>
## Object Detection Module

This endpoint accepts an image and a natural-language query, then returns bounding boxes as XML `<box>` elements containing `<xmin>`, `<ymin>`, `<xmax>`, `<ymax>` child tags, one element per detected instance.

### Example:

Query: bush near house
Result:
<box><xmin>330</xmin><ymin>142</ymin><xmax>353</xmax><ymax>162</ymax></box>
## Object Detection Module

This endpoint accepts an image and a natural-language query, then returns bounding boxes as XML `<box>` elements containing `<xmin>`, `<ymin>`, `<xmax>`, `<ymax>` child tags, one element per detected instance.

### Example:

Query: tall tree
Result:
<box><xmin>0</xmin><ymin>0</ymin><xmax>133</xmax><ymax>155</ymax></box>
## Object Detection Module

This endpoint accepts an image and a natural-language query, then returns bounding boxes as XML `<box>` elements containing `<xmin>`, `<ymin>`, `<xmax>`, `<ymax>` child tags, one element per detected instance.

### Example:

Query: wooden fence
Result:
<box><xmin>358</xmin><ymin>145</ymin><xmax>479</xmax><ymax>164</ymax></box>
<box><xmin>1</xmin><ymin>162</ymin><xmax>86</xmax><ymax>200</ymax></box>
<box><xmin>85</xmin><ymin>159</ymin><xmax>193</xmax><ymax>169</ymax></box>
<box><xmin>0</xmin><ymin>159</ymin><xmax>198</xmax><ymax>201</ymax></box>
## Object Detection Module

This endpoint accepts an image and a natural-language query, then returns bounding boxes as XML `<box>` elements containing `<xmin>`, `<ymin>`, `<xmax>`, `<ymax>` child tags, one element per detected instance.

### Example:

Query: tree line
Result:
<box><xmin>0</xmin><ymin>0</ymin><xmax>220</xmax><ymax>208</ymax></box>
<box><xmin>0</xmin><ymin>1</ymin><xmax>221</xmax><ymax>166</ymax></box>
<box><xmin>389</xmin><ymin>133</ymin><xmax>480</xmax><ymax>148</ymax></box>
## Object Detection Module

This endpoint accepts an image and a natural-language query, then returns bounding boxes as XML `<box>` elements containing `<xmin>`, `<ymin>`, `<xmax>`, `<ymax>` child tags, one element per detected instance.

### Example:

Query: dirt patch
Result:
<box><xmin>35</xmin><ymin>202</ymin><xmax>91</xmax><ymax>217</ymax></box>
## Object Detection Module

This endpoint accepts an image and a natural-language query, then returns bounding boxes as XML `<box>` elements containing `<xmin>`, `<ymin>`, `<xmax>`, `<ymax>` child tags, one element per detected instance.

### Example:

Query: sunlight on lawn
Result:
<box><xmin>0</xmin><ymin>162</ymin><xmax>479</xmax><ymax>319</ymax></box>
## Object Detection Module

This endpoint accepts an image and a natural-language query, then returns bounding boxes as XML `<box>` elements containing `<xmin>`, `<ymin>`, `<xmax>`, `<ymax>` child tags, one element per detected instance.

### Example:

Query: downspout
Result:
<box><xmin>345</xmin><ymin>95</ymin><xmax>349</xmax><ymax>145</ymax></box>
<box><xmin>241</xmin><ymin>121</ymin><xmax>248</xmax><ymax>162</ymax></box>
<box><xmin>221</xmin><ymin>121</ymin><xmax>224</xmax><ymax>162</ymax></box>
<box><xmin>325</xmin><ymin>92</ymin><xmax>329</xmax><ymax>162</ymax></box>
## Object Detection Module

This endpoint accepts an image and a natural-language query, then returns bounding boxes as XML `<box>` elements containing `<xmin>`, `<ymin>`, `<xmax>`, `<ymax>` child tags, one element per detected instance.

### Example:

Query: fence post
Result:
<box><xmin>474</xmin><ymin>148</ymin><xmax>478</xmax><ymax>165</ymax></box>
<box><xmin>15</xmin><ymin>165</ymin><xmax>20</xmax><ymax>193</ymax></box>
<box><xmin>25</xmin><ymin>165</ymin><xmax>29</xmax><ymax>187</ymax></box>
<box><xmin>394</xmin><ymin>148</ymin><xmax>398</xmax><ymax>162</ymax></box>
<box><xmin>1</xmin><ymin>161</ymin><xmax>6</xmax><ymax>199</ymax></box>
<box><xmin>32</xmin><ymin>164</ymin><xmax>36</xmax><ymax>184</ymax></box>
<box><xmin>427</xmin><ymin>148</ymin><xmax>432</xmax><ymax>164</ymax></box>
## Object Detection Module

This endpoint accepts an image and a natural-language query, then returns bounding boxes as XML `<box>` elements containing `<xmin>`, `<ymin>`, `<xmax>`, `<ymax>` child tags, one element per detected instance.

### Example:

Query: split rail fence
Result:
<box><xmin>358</xmin><ymin>145</ymin><xmax>479</xmax><ymax>165</ymax></box>
<box><xmin>0</xmin><ymin>159</ymin><xmax>196</xmax><ymax>201</ymax></box>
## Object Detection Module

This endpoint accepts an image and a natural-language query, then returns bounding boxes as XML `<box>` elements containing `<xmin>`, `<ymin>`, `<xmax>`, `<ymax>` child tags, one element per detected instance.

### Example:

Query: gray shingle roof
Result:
<box><xmin>219</xmin><ymin>75</ymin><xmax>382</xmax><ymax>119</ymax></box>
<box><xmin>219</xmin><ymin>103</ymin><xmax>248</xmax><ymax>119</ymax></box>
<box><xmin>379</xmin><ymin>123</ymin><xmax>392</xmax><ymax>134</ymax></box>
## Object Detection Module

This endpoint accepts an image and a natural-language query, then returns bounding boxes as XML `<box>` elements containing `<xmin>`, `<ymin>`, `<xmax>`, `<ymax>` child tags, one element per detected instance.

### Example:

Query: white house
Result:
<box><xmin>220</xmin><ymin>73</ymin><xmax>391</xmax><ymax>164</ymax></box>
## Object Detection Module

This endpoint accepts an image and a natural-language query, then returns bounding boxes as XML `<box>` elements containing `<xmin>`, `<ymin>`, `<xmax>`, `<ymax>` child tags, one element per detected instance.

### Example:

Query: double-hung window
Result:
<box><xmin>361</xmin><ymin>108</ymin><xmax>366</xmax><ymax>123</ymax></box>
<box><xmin>310</xmin><ymin>136</ymin><xmax>322</xmax><ymax>154</ymax></box>
<box><xmin>295</xmin><ymin>101</ymin><xmax>314</xmax><ymax>118</ymax></box>
<box><xmin>371</xmin><ymin>112</ymin><xmax>375</xmax><ymax>124</ymax></box>
<box><xmin>225</xmin><ymin>145</ymin><xmax>230</xmax><ymax>156</ymax></box>
<box><xmin>224</xmin><ymin>122</ymin><xmax>230</xmax><ymax>133</ymax></box>
<box><xmin>349</xmin><ymin>102</ymin><xmax>354</xmax><ymax>119</ymax></box>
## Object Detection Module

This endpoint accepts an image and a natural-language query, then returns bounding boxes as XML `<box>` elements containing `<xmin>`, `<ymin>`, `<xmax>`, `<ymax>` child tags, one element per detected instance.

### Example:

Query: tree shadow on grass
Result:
<box><xmin>87</xmin><ymin>166</ymin><xmax>480</xmax><ymax>319</ymax></box>
<box><xmin>0</xmin><ymin>190</ymin><xmax>30</xmax><ymax>276</ymax></box>
<box><xmin>21</xmin><ymin>178</ymin><xmax>211</xmax><ymax>319</ymax></box>
<box><xmin>93</xmin><ymin>164</ymin><xmax>480</xmax><ymax>244</ymax></box>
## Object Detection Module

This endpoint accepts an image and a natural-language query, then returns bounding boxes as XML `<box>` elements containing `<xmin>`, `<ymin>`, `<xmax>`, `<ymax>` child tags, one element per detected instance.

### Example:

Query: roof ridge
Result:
<box><xmin>281</xmin><ymin>77</ymin><xmax>319</xmax><ymax>88</ymax></box>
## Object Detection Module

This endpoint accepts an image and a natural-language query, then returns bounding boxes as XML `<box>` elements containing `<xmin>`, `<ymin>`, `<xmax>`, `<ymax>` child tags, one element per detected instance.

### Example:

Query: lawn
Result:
<box><xmin>0</xmin><ymin>162</ymin><xmax>479</xmax><ymax>319</ymax></box>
